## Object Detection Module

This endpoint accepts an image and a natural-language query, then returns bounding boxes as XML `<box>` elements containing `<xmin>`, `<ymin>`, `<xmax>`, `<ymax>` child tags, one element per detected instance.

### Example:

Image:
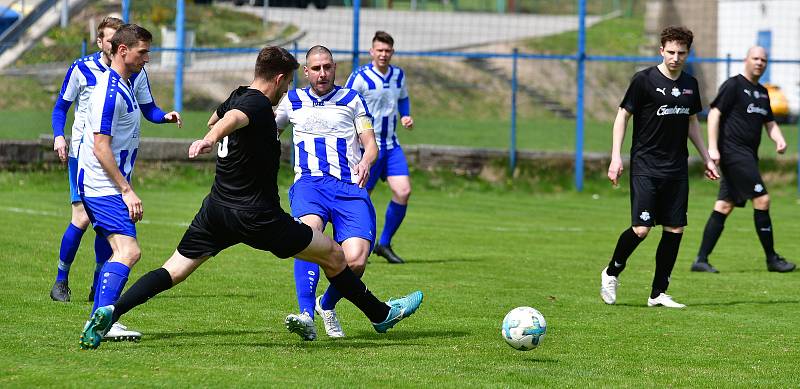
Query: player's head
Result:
<box><xmin>370</xmin><ymin>31</ymin><xmax>395</xmax><ymax>68</ymax></box>
<box><xmin>96</xmin><ymin>16</ymin><xmax>124</xmax><ymax>60</ymax></box>
<box><xmin>659</xmin><ymin>26</ymin><xmax>693</xmax><ymax>72</ymax></box>
<box><xmin>110</xmin><ymin>24</ymin><xmax>152</xmax><ymax>74</ymax></box>
<box><xmin>744</xmin><ymin>46</ymin><xmax>769</xmax><ymax>79</ymax></box>
<box><xmin>255</xmin><ymin>46</ymin><xmax>299</xmax><ymax>105</ymax></box>
<box><xmin>304</xmin><ymin>45</ymin><xmax>336</xmax><ymax>96</ymax></box>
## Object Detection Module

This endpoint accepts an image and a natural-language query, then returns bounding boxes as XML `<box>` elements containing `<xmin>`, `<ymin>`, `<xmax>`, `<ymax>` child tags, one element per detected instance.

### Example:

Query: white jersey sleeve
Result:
<box><xmin>59</xmin><ymin>61</ymin><xmax>83</xmax><ymax>103</ymax></box>
<box><xmin>274</xmin><ymin>95</ymin><xmax>291</xmax><ymax>129</ymax></box>
<box><xmin>132</xmin><ymin>68</ymin><xmax>155</xmax><ymax>105</ymax></box>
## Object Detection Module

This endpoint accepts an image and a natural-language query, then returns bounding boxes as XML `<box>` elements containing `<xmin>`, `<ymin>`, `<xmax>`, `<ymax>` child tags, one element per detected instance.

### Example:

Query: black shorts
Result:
<box><xmin>630</xmin><ymin>175</ymin><xmax>688</xmax><ymax>227</ymax></box>
<box><xmin>177</xmin><ymin>196</ymin><xmax>313</xmax><ymax>259</ymax></box>
<box><xmin>718</xmin><ymin>160</ymin><xmax>767</xmax><ymax>207</ymax></box>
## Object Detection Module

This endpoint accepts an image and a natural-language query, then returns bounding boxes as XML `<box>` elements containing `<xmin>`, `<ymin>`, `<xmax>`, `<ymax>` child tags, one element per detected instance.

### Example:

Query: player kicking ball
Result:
<box><xmin>79</xmin><ymin>46</ymin><xmax>422</xmax><ymax>350</ymax></box>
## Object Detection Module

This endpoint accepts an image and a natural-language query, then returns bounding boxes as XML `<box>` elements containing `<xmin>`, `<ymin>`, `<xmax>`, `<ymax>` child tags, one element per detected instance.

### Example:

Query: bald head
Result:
<box><xmin>743</xmin><ymin>46</ymin><xmax>768</xmax><ymax>83</ymax></box>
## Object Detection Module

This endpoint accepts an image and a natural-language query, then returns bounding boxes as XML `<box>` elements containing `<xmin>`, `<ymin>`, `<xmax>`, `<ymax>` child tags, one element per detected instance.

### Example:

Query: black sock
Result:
<box><xmin>327</xmin><ymin>266</ymin><xmax>390</xmax><ymax>323</ymax></box>
<box><xmin>754</xmin><ymin>209</ymin><xmax>776</xmax><ymax>259</ymax></box>
<box><xmin>651</xmin><ymin>231</ymin><xmax>683</xmax><ymax>298</ymax></box>
<box><xmin>696</xmin><ymin>210</ymin><xmax>727</xmax><ymax>261</ymax></box>
<box><xmin>606</xmin><ymin>228</ymin><xmax>645</xmax><ymax>277</ymax></box>
<box><xmin>112</xmin><ymin>268</ymin><xmax>173</xmax><ymax>323</ymax></box>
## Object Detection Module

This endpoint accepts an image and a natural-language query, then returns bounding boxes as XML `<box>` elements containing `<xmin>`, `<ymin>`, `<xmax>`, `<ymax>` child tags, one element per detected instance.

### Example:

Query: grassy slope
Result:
<box><xmin>0</xmin><ymin>168</ymin><xmax>799</xmax><ymax>386</ymax></box>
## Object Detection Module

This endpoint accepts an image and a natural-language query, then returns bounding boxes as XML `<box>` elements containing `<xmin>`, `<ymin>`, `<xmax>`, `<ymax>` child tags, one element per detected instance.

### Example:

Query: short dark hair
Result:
<box><xmin>110</xmin><ymin>24</ymin><xmax>152</xmax><ymax>55</ymax></box>
<box><xmin>660</xmin><ymin>25</ymin><xmax>693</xmax><ymax>50</ymax></box>
<box><xmin>372</xmin><ymin>31</ymin><xmax>394</xmax><ymax>47</ymax></box>
<box><xmin>255</xmin><ymin>46</ymin><xmax>299</xmax><ymax>80</ymax></box>
<box><xmin>97</xmin><ymin>16</ymin><xmax>124</xmax><ymax>39</ymax></box>
<box><xmin>305</xmin><ymin>45</ymin><xmax>333</xmax><ymax>61</ymax></box>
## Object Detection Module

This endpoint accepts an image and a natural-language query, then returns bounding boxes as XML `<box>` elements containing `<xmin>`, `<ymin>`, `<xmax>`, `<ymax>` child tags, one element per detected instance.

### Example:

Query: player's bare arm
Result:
<box><xmin>688</xmin><ymin>114</ymin><xmax>719</xmax><ymax>180</ymax></box>
<box><xmin>355</xmin><ymin>124</ymin><xmax>377</xmax><ymax>188</ymax></box>
<box><xmin>206</xmin><ymin>111</ymin><xmax>220</xmax><ymax>130</ymax></box>
<box><xmin>765</xmin><ymin>121</ymin><xmax>787</xmax><ymax>154</ymax></box>
<box><xmin>706</xmin><ymin>107</ymin><xmax>722</xmax><ymax>163</ymax></box>
<box><xmin>607</xmin><ymin>107</ymin><xmax>631</xmax><ymax>186</ymax></box>
<box><xmin>53</xmin><ymin>135</ymin><xmax>68</xmax><ymax>162</ymax></box>
<box><xmin>189</xmin><ymin>109</ymin><xmax>249</xmax><ymax>158</ymax></box>
<box><xmin>93</xmin><ymin>133</ymin><xmax>143</xmax><ymax>222</ymax></box>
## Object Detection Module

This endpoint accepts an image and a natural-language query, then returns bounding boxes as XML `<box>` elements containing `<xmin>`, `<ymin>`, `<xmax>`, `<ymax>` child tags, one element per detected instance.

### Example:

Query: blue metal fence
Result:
<box><xmin>153</xmin><ymin>0</ymin><xmax>800</xmax><ymax>193</ymax></box>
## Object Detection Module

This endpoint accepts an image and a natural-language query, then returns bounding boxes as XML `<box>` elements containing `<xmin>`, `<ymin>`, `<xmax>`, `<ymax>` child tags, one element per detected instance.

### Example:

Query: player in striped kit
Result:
<box><xmin>49</xmin><ymin>17</ymin><xmax>180</xmax><ymax>304</ymax></box>
<box><xmin>277</xmin><ymin>46</ymin><xmax>379</xmax><ymax>340</ymax></box>
<box><xmin>76</xmin><ymin>24</ymin><xmax>164</xmax><ymax>345</ymax></box>
<box><xmin>346</xmin><ymin>31</ymin><xmax>413</xmax><ymax>264</ymax></box>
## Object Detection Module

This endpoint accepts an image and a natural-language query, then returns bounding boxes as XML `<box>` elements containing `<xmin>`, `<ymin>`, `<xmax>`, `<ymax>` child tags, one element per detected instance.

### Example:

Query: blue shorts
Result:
<box><xmin>366</xmin><ymin>145</ymin><xmax>410</xmax><ymax>191</ymax></box>
<box><xmin>289</xmin><ymin>175</ymin><xmax>376</xmax><ymax>248</ymax></box>
<box><xmin>81</xmin><ymin>194</ymin><xmax>137</xmax><ymax>238</ymax></box>
<box><xmin>68</xmin><ymin>156</ymin><xmax>81</xmax><ymax>203</ymax></box>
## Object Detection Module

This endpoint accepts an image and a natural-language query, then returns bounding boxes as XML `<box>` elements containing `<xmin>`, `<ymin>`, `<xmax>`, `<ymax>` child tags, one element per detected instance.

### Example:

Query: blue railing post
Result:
<box><xmin>122</xmin><ymin>0</ymin><xmax>130</xmax><ymax>22</ymax></box>
<box><xmin>509</xmin><ymin>48</ymin><xmax>518</xmax><ymax>175</ymax></box>
<box><xmin>174</xmin><ymin>0</ymin><xmax>185</xmax><ymax>113</ymax></box>
<box><xmin>292</xmin><ymin>41</ymin><xmax>299</xmax><ymax>90</ymax></box>
<box><xmin>725</xmin><ymin>53</ymin><xmax>731</xmax><ymax>78</ymax></box>
<box><xmin>575</xmin><ymin>0</ymin><xmax>586</xmax><ymax>192</ymax></box>
<box><xmin>80</xmin><ymin>39</ymin><xmax>86</xmax><ymax>57</ymax></box>
<box><xmin>352</xmin><ymin>0</ymin><xmax>361</xmax><ymax>73</ymax></box>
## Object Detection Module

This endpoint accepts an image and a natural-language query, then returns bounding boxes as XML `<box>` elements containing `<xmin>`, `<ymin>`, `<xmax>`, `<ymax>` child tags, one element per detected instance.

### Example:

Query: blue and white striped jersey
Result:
<box><xmin>54</xmin><ymin>51</ymin><xmax>156</xmax><ymax>158</ymax></box>
<box><xmin>275</xmin><ymin>86</ymin><xmax>372</xmax><ymax>184</ymax></box>
<box><xmin>77</xmin><ymin>69</ymin><xmax>141</xmax><ymax>197</ymax></box>
<box><xmin>346</xmin><ymin>63</ymin><xmax>409</xmax><ymax>150</ymax></box>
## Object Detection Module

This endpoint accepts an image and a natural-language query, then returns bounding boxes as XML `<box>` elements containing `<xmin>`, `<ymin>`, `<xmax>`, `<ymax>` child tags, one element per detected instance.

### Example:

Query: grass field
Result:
<box><xmin>1</xmin><ymin>166</ymin><xmax>799</xmax><ymax>386</ymax></box>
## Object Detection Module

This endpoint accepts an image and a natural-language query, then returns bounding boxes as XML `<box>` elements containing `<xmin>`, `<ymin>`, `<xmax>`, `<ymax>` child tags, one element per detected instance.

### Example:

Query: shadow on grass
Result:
<box><xmin>156</xmin><ymin>293</ymin><xmax>258</xmax><ymax>299</ymax></box>
<box><xmin>611</xmin><ymin>299</ymin><xmax>800</xmax><ymax>308</ymax></box>
<box><xmin>134</xmin><ymin>329</ymin><xmax>469</xmax><ymax>349</ymax></box>
<box><xmin>369</xmin><ymin>257</ymin><xmax>485</xmax><ymax>265</ymax></box>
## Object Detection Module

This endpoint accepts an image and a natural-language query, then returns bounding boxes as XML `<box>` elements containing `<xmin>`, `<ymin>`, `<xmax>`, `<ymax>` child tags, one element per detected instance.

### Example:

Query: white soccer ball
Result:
<box><xmin>501</xmin><ymin>306</ymin><xmax>547</xmax><ymax>351</ymax></box>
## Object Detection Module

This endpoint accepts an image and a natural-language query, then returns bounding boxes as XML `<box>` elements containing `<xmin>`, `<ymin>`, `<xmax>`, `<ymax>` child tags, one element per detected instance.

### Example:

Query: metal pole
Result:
<box><xmin>262</xmin><ymin>0</ymin><xmax>269</xmax><ymax>27</ymax></box>
<box><xmin>174</xmin><ymin>0</ymin><xmax>185</xmax><ymax>113</ymax></box>
<box><xmin>292</xmin><ymin>41</ymin><xmax>299</xmax><ymax>90</ymax></box>
<box><xmin>725</xmin><ymin>53</ymin><xmax>731</xmax><ymax>78</ymax></box>
<box><xmin>509</xmin><ymin>48</ymin><xmax>518</xmax><ymax>175</ymax></box>
<box><xmin>122</xmin><ymin>0</ymin><xmax>130</xmax><ymax>23</ymax></box>
<box><xmin>574</xmin><ymin>0</ymin><xmax>586</xmax><ymax>192</ymax></box>
<box><xmin>81</xmin><ymin>39</ymin><xmax>86</xmax><ymax>57</ymax></box>
<box><xmin>352</xmin><ymin>0</ymin><xmax>361</xmax><ymax>73</ymax></box>
<box><xmin>60</xmin><ymin>0</ymin><xmax>68</xmax><ymax>28</ymax></box>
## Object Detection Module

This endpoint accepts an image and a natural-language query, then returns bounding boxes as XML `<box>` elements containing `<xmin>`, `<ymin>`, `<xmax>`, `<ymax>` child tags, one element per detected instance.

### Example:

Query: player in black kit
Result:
<box><xmin>599</xmin><ymin>26</ymin><xmax>720</xmax><ymax>308</ymax></box>
<box><xmin>691</xmin><ymin>46</ymin><xmax>794</xmax><ymax>274</ymax></box>
<box><xmin>79</xmin><ymin>46</ymin><xmax>423</xmax><ymax>349</ymax></box>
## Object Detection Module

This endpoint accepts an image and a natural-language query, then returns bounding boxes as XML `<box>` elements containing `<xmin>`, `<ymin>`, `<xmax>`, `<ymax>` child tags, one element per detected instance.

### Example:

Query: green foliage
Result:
<box><xmin>525</xmin><ymin>14</ymin><xmax>646</xmax><ymax>55</ymax></box>
<box><xmin>1</xmin><ymin>168</ymin><xmax>800</xmax><ymax>386</ymax></box>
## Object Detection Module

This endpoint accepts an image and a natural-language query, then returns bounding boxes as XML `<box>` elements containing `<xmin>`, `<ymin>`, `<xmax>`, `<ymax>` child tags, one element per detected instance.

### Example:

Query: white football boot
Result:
<box><xmin>647</xmin><ymin>293</ymin><xmax>686</xmax><ymax>308</ymax></box>
<box><xmin>600</xmin><ymin>267</ymin><xmax>618</xmax><ymax>305</ymax></box>
<box><xmin>315</xmin><ymin>295</ymin><xmax>345</xmax><ymax>338</ymax></box>
<box><xmin>285</xmin><ymin>312</ymin><xmax>317</xmax><ymax>341</ymax></box>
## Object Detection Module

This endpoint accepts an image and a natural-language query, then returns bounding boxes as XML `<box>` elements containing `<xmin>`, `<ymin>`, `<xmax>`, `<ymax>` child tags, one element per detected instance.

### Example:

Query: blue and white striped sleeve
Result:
<box><xmin>51</xmin><ymin>62</ymin><xmax>81</xmax><ymax>138</ymax></box>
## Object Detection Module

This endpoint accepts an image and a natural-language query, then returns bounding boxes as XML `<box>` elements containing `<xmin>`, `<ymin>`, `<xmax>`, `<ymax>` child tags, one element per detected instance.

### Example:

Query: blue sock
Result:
<box><xmin>379</xmin><ymin>201</ymin><xmax>407</xmax><ymax>246</ymax></box>
<box><xmin>92</xmin><ymin>234</ymin><xmax>112</xmax><ymax>292</ymax></box>
<box><xmin>320</xmin><ymin>284</ymin><xmax>343</xmax><ymax>311</ymax></box>
<box><xmin>294</xmin><ymin>259</ymin><xmax>319</xmax><ymax>319</ymax></box>
<box><xmin>56</xmin><ymin>223</ymin><xmax>86</xmax><ymax>283</ymax></box>
<box><xmin>91</xmin><ymin>261</ymin><xmax>130</xmax><ymax>316</ymax></box>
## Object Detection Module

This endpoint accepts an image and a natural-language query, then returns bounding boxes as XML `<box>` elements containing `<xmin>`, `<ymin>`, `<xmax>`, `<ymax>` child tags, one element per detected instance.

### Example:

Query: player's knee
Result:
<box><xmin>346</xmin><ymin>251</ymin><xmax>369</xmax><ymax>275</ymax></box>
<box><xmin>632</xmin><ymin>226</ymin><xmax>650</xmax><ymax>238</ymax></box>
<box><xmin>753</xmin><ymin>194</ymin><xmax>770</xmax><ymax>210</ymax></box>
<box><xmin>116</xmin><ymin>246</ymin><xmax>141</xmax><ymax>265</ymax></box>
<box><xmin>393</xmin><ymin>185</ymin><xmax>411</xmax><ymax>202</ymax></box>
<box><xmin>72</xmin><ymin>210</ymin><xmax>90</xmax><ymax>228</ymax></box>
<box><xmin>664</xmin><ymin>226</ymin><xmax>684</xmax><ymax>234</ymax></box>
<box><xmin>714</xmin><ymin>200</ymin><xmax>734</xmax><ymax>215</ymax></box>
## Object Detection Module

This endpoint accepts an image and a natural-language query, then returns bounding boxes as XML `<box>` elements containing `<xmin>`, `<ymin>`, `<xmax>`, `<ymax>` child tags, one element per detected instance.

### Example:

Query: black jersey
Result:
<box><xmin>620</xmin><ymin>66</ymin><xmax>702</xmax><ymax>178</ymax></box>
<box><xmin>208</xmin><ymin>86</ymin><xmax>281</xmax><ymax>210</ymax></box>
<box><xmin>711</xmin><ymin>74</ymin><xmax>774</xmax><ymax>162</ymax></box>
